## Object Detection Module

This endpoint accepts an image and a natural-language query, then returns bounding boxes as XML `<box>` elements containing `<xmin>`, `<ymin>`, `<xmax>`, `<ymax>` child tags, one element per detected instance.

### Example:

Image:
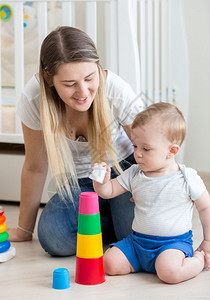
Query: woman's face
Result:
<box><xmin>52</xmin><ymin>62</ymin><xmax>99</xmax><ymax>112</ymax></box>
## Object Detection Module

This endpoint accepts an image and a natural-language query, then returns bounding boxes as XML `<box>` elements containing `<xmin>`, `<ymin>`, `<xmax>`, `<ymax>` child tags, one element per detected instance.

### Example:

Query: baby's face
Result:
<box><xmin>131</xmin><ymin>119</ymin><xmax>172</xmax><ymax>176</ymax></box>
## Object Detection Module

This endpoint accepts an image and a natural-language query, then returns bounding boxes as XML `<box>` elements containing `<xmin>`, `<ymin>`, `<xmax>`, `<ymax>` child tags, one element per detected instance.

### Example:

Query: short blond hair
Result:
<box><xmin>132</xmin><ymin>102</ymin><xmax>186</xmax><ymax>146</ymax></box>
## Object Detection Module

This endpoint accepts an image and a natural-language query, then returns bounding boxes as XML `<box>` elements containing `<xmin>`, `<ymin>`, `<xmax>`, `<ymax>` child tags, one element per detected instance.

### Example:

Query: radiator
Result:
<box><xmin>137</xmin><ymin>0</ymin><xmax>188</xmax><ymax>109</ymax></box>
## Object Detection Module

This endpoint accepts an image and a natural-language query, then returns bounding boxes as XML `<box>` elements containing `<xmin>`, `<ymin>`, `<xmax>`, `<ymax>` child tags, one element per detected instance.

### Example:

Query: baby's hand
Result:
<box><xmin>197</xmin><ymin>240</ymin><xmax>210</xmax><ymax>269</ymax></box>
<box><xmin>89</xmin><ymin>162</ymin><xmax>111</xmax><ymax>184</ymax></box>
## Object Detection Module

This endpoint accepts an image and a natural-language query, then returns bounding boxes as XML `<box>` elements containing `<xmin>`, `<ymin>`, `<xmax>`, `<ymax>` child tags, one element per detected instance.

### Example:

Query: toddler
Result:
<box><xmin>92</xmin><ymin>102</ymin><xmax>210</xmax><ymax>284</ymax></box>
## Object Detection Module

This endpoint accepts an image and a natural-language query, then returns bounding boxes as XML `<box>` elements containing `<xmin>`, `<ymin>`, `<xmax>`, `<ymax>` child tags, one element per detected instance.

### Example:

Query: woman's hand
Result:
<box><xmin>130</xmin><ymin>197</ymin><xmax>135</xmax><ymax>203</ymax></box>
<box><xmin>7</xmin><ymin>227</ymin><xmax>33</xmax><ymax>242</ymax></box>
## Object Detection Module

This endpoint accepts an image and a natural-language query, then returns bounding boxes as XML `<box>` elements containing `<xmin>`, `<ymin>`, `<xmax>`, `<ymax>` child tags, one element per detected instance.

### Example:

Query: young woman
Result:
<box><xmin>8</xmin><ymin>26</ymin><xmax>145</xmax><ymax>256</ymax></box>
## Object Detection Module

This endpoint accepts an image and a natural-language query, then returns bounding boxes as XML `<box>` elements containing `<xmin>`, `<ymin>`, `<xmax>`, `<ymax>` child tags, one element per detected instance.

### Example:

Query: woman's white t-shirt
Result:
<box><xmin>17</xmin><ymin>70</ymin><xmax>144</xmax><ymax>178</ymax></box>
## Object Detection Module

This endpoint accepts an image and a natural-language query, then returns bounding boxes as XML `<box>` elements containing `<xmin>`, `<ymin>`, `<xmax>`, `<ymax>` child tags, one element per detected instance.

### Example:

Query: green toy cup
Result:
<box><xmin>77</xmin><ymin>213</ymin><xmax>101</xmax><ymax>235</ymax></box>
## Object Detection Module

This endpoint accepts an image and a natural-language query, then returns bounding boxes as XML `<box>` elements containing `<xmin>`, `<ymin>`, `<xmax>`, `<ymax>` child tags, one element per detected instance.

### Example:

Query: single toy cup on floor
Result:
<box><xmin>52</xmin><ymin>268</ymin><xmax>70</xmax><ymax>290</ymax></box>
<box><xmin>75</xmin><ymin>192</ymin><xmax>105</xmax><ymax>285</ymax></box>
<box><xmin>0</xmin><ymin>206</ymin><xmax>16</xmax><ymax>263</ymax></box>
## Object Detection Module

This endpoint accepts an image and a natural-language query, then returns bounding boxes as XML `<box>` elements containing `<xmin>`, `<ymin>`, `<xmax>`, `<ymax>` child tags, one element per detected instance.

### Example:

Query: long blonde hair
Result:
<box><xmin>39</xmin><ymin>26</ymin><xmax>121</xmax><ymax>200</ymax></box>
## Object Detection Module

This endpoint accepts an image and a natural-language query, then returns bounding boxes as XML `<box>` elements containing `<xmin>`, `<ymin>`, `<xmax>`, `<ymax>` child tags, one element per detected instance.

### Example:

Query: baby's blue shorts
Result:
<box><xmin>110</xmin><ymin>230</ymin><xmax>193</xmax><ymax>274</ymax></box>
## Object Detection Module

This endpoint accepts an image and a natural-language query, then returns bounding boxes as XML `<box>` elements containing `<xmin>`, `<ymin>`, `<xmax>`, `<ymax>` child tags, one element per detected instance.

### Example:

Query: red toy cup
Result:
<box><xmin>75</xmin><ymin>256</ymin><xmax>105</xmax><ymax>285</ymax></box>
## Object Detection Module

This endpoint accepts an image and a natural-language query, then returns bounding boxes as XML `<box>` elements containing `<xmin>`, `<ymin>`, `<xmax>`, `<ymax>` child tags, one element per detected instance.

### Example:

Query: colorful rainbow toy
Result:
<box><xmin>0</xmin><ymin>207</ymin><xmax>16</xmax><ymax>262</ymax></box>
<box><xmin>75</xmin><ymin>192</ymin><xmax>105</xmax><ymax>285</ymax></box>
<box><xmin>0</xmin><ymin>4</ymin><xmax>12</xmax><ymax>22</ymax></box>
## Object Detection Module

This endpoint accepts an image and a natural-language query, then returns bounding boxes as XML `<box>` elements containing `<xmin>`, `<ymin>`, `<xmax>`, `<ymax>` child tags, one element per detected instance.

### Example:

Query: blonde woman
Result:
<box><xmin>8</xmin><ymin>26</ymin><xmax>145</xmax><ymax>256</ymax></box>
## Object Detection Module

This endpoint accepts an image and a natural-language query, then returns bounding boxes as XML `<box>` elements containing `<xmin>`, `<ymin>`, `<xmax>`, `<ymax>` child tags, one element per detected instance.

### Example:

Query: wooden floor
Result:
<box><xmin>1</xmin><ymin>172</ymin><xmax>210</xmax><ymax>300</ymax></box>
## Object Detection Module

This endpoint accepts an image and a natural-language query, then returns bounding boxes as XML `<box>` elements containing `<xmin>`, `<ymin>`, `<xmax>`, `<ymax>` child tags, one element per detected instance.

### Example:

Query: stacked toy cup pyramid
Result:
<box><xmin>0</xmin><ymin>206</ymin><xmax>16</xmax><ymax>262</ymax></box>
<box><xmin>75</xmin><ymin>192</ymin><xmax>105</xmax><ymax>285</ymax></box>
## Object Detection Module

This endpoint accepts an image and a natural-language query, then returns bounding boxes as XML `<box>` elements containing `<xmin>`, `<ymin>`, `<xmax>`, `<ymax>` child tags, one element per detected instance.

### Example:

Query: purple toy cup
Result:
<box><xmin>79</xmin><ymin>192</ymin><xmax>99</xmax><ymax>215</ymax></box>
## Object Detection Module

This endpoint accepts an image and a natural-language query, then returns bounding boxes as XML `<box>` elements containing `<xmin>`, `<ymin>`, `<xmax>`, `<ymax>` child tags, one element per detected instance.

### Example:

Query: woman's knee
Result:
<box><xmin>37</xmin><ymin>194</ymin><xmax>78</xmax><ymax>256</ymax></box>
<box><xmin>38</xmin><ymin>220</ymin><xmax>77</xmax><ymax>256</ymax></box>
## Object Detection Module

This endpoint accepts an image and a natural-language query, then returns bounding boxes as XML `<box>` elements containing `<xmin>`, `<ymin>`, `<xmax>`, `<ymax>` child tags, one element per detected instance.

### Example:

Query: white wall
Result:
<box><xmin>183</xmin><ymin>0</ymin><xmax>210</xmax><ymax>172</ymax></box>
<box><xmin>0</xmin><ymin>153</ymin><xmax>51</xmax><ymax>203</ymax></box>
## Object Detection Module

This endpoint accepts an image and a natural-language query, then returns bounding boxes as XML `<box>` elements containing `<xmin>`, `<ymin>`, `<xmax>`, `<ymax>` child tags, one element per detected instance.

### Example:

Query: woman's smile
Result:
<box><xmin>73</xmin><ymin>96</ymin><xmax>89</xmax><ymax>104</ymax></box>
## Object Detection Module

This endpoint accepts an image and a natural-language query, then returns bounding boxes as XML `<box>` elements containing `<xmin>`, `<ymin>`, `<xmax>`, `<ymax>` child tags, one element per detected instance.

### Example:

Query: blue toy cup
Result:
<box><xmin>52</xmin><ymin>268</ymin><xmax>70</xmax><ymax>290</ymax></box>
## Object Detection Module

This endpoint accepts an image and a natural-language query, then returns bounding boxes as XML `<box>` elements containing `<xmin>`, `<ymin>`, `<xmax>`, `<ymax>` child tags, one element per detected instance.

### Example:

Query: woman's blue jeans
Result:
<box><xmin>38</xmin><ymin>154</ymin><xmax>135</xmax><ymax>256</ymax></box>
